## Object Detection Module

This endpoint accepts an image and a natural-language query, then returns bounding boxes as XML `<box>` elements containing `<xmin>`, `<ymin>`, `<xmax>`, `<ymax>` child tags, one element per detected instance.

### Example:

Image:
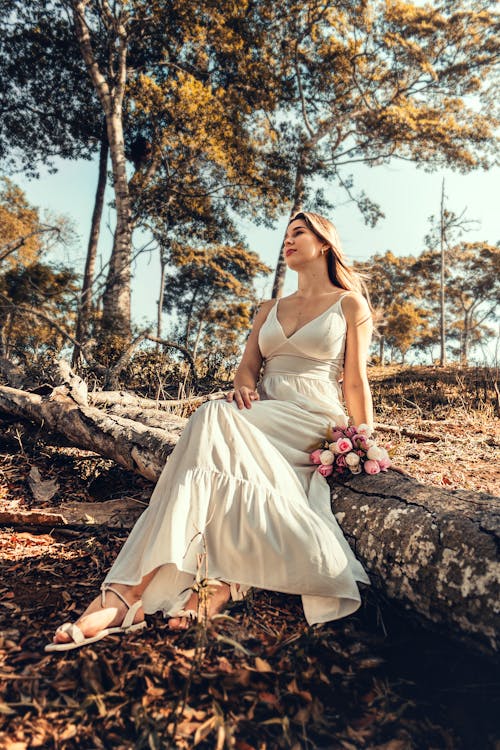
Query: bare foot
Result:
<box><xmin>53</xmin><ymin>585</ymin><xmax>145</xmax><ymax>644</ymax></box>
<box><xmin>168</xmin><ymin>581</ymin><xmax>231</xmax><ymax>630</ymax></box>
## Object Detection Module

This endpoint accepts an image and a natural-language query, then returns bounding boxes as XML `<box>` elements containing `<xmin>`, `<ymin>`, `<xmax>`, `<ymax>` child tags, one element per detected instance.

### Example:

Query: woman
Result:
<box><xmin>46</xmin><ymin>211</ymin><xmax>374</xmax><ymax>651</ymax></box>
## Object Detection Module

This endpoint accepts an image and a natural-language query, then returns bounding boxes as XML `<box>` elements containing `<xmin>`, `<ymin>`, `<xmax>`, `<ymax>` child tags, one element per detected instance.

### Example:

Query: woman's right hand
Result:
<box><xmin>226</xmin><ymin>386</ymin><xmax>260</xmax><ymax>410</ymax></box>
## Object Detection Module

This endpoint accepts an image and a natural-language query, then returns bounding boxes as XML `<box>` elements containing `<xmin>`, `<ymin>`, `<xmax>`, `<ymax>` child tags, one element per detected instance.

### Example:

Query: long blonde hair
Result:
<box><xmin>288</xmin><ymin>211</ymin><xmax>373</xmax><ymax>311</ymax></box>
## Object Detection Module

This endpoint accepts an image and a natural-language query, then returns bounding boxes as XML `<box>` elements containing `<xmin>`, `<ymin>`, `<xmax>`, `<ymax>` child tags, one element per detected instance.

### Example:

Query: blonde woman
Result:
<box><xmin>47</xmin><ymin>211</ymin><xmax>373</xmax><ymax>650</ymax></box>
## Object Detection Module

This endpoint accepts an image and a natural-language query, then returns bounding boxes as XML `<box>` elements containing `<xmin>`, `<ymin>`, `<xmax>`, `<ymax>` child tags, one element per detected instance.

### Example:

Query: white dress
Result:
<box><xmin>104</xmin><ymin>293</ymin><xmax>370</xmax><ymax>625</ymax></box>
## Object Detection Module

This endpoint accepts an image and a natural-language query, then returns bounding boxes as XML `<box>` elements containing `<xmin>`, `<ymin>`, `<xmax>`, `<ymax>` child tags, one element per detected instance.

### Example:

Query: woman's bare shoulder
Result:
<box><xmin>339</xmin><ymin>291</ymin><xmax>372</xmax><ymax>321</ymax></box>
<box><xmin>250</xmin><ymin>299</ymin><xmax>276</xmax><ymax>328</ymax></box>
<box><xmin>254</xmin><ymin>298</ymin><xmax>276</xmax><ymax>317</ymax></box>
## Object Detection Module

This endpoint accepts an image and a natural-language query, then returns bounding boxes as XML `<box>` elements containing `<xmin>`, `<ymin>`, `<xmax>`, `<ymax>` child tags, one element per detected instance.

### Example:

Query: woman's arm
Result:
<box><xmin>227</xmin><ymin>299</ymin><xmax>275</xmax><ymax>409</ymax></box>
<box><xmin>341</xmin><ymin>293</ymin><xmax>374</xmax><ymax>429</ymax></box>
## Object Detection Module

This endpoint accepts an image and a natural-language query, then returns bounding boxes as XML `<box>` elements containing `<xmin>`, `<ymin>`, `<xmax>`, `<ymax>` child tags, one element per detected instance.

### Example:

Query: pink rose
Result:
<box><xmin>378</xmin><ymin>457</ymin><xmax>391</xmax><ymax>471</ymax></box>
<box><xmin>310</xmin><ymin>449</ymin><xmax>323</xmax><ymax>465</ymax></box>
<box><xmin>364</xmin><ymin>459</ymin><xmax>381</xmax><ymax>475</ymax></box>
<box><xmin>331</xmin><ymin>429</ymin><xmax>344</xmax><ymax>442</ymax></box>
<box><xmin>318</xmin><ymin>464</ymin><xmax>333</xmax><ymax>477</ymax></box>
<box><xmin>336</xmin><ymin>437</ymin><xmax>353</xmax><ymax>454</ymax></box>
<box><xmin>345</xmin><ymin>426</ymin><xmax>357</xmax><ymax>438</ymax></box>
<box><xmin>352</xmin><ymin>434</ymin><xmax>369</xmax><ymax>450</ymax></box>
<box><xmin>336</xmin><ymin>454</ymin><xmax>347</xmax><ymax>468</ymax></box>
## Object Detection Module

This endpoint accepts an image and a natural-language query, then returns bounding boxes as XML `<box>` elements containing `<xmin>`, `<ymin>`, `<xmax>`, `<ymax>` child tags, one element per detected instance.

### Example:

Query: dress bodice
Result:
<box><xmin>257</xmin><ymin>294</ymin><xmax>350</xmax><ymax>422</ymax></box>
<box><xmin>258</xmin><ymin>294</ymin><xmax>349</xmax><ymax>381</ymax></box>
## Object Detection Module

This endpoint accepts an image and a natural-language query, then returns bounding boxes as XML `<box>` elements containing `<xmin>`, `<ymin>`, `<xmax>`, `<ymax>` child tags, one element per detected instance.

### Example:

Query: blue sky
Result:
<box><xmin>13</xmin><ymin>154</ymin><xmax>500</xmax><ymax>361</ymax></box>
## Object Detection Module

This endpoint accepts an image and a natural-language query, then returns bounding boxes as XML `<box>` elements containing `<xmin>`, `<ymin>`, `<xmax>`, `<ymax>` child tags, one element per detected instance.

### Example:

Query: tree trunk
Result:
<box><xmin>379</xmin><ymin>334</ymin><xmax>385</xmax><ymax>366</ymax></box>
<box><xmin>462</xmin><ymin>309</ymin><xmax>470</xmax><ymax>365</ymax></box>
<box><xmin>271</xmin><ymin>154</ymin><xmax>308</xmax><ymax>299</ymax></box>
<box><xmin>439</xmin><ymin>179</ymin><xmax>447</xmax><ymax>366</ymax></box>
<box><xmin>157</xmin><ymin>250</ymin><xmax>167</xmax><ymax>344</ymax></box>
<box><xmin>0</xmin><ymin>383</ymin><xmax>182</xmax><ymax>480</ymax></box>
<box><xmin>0</xmin><ymin>311</ymin><xmax>11</xmax><ymax>357</ymax></box>
<box><xmin>101</xmin><ymin>107</ymin><xmax>132</xmax><ymax>337</ymax></box>
<box><xmin>72</xmin><ymin>120</ymin><xmax>109</xmax><ymax>367</ymax></box>
<box><xmin>71</xmin><ymin>1</ymin><xmax>132</xmax><ymax>341</ymax></box>
<box><xmin>0</xmin><ymin>379</ymin><xmax>498</xmax><ymax>657</ymax></box>
<box><xmin>192</xmin><ymin>317</ymin><xmax>205</xmax><ymax>362</ymax></box>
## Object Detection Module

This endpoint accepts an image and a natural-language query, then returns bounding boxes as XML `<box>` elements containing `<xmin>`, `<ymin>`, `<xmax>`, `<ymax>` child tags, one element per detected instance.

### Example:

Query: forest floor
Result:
<box><xmin>0</xmin><ymin>364</ymin><xmax>498</xmax><ymax>749</ymax></box>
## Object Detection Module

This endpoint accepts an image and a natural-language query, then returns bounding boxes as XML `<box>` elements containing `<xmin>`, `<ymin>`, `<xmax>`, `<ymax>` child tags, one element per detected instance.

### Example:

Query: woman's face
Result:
<box><xmin>283</xmin><ymin>219</ymin><xmax>325</xmax><ymax>268</ymax></box>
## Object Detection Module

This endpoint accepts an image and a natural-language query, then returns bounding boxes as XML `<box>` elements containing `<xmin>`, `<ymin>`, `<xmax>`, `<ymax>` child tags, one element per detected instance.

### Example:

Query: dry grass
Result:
<box><xmin>368</xmin><ymin>365</ymin><xmax>499</xmax><ymax>496</ymax></box>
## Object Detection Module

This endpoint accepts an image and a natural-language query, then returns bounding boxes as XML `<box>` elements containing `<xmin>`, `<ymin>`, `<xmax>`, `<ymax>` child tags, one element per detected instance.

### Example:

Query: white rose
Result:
<box><xmin>357</xmin><ymin>423</ymin><xmax>374</xmax><ymax>437</ymax></box>
<box><xmin>367</xmin><ymin>445</ymin><xmax>388</xmax><ymax>461</ymax></box>
<box><xmin>345</xmin><ymin>452</ymin><xmax>361</xmax><ymax>467</ymax></box>
<box><xmin>329</xmin><ymin>442</ymin><xmax>340</xmax><ymax>454</ymax></box>
<box><xmin>349</xmin><ymin>464</ymin><xmax>362</xmax><ymax>474</ymax></box>
<box><xmin>320</xmin><ymin>450</ymin><xmax>335</xmax><ymax>465</ymax></box>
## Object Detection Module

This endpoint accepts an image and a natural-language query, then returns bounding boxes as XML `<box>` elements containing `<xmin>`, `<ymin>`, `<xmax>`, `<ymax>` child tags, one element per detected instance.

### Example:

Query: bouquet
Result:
<box><xmin>310</xmin><ymin>423</ymin><xmax>391</xmax><ymax>478</ymax></box>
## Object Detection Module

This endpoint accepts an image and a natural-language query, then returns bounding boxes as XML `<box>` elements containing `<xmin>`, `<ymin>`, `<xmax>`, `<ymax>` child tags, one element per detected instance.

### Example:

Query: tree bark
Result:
<box><xmin>71</xmin><ymin>1</ymin><xmax>132</xmax><ymax>339</ymax></box>
<box><xmin>439</xmin><ymin>179</ymin><xmax>447</xmax><ymax>366</ymax></box>
<box><xmin>0</xmin><ymin>383</ymin><xmax>183</xmax><ymax>480</ymax></box>
<box><xmin>73</xmin><ymin>119</ymin><xmax>109</xmax><ymax>367</ymax></box>
<box><xmin>331</xmin><ymin>473</ymin><xmax>499</xmax><ymax>656</ymax></box>
<box><xmin>101</xmin><ymin>105</ymin><xmax>132</xmax><ymax>337</ymax></box>
<box><xmin>0</xmin><ymin>382</ymin><xmax>498</xmax><ymax>656</ymax></box>
<box><xmin>379</xmin><ymin>334</ymin><xmax>385</xmax><ymax>366</ymax></box>
<box><xmin>157</xmin><ymin>249</ymin><xmax>167</xmax><ymax>343</ymax></box>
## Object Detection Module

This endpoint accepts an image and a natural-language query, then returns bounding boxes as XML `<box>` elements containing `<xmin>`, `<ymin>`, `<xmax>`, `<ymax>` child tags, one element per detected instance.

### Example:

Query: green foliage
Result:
<box><xmin>0</xmin><ymin>181</ymin><xmax>79</xmax><ymax>366</ymax></box>
<box><xmin>163</xmin><ymin>242</ymin><xmax>271</xmax><ymax>378</ymax></box>
<box><xmin>0</xmin><ymin>261</ymin><xmax>79</xmax><ymax>366</ymax></box>
<box><xmin>360</xmin><ymin>241</ymin><xmax>500</xmax><ymax>365</ymax></box>
<box><xmin>0</xmin><ymin>0</ymin><xmax>101</xmax><ymax>176</ymax></box>
<box><xmin>1</xmin><ymin>0</ymin><xmax>498</xmax><ymax>352</ymax></box>
<box><xmin>0</xmin><ymin>178</ymin><xmax>41</xmax><ymax>267</ymax></box>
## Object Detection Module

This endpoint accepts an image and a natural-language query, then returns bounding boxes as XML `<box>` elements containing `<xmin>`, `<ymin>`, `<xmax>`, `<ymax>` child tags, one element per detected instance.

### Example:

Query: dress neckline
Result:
<box><xmin>274</xmin><ymin>293</ymin><xmax>348</xmax><ymax>341</ymax></box>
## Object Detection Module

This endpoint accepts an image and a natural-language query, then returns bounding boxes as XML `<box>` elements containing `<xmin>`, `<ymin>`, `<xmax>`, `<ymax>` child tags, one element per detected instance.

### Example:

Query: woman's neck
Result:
<box><xmin>294</xmin><ymin>269</ymin><xmax>338</xmax><ymax>298</ymax></box>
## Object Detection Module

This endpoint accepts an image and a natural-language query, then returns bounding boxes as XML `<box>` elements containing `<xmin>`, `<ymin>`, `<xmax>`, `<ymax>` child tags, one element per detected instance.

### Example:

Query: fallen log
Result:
<box><xmin>104</xmin><ymin>405</ymin><xmax>190</xmax><ymax>430</ymax></box>
<box><xmin>0</xmin><ymin>383</ymin><xmax>184</xmax><ymax>480</ymax></box>
<box><xmin>0</xmin><ymin>497</ymin><xmax>144</xmax><ymax>529</ymax></box>
<box><xmin>89</xmin><ymin>389</ymin><xmax>226</xmax><ymax>409</ymax></box>
<box><xmin>332</xmin><ymin>474</ymin><xmax>499</xmax><ymax>657</ymax></box>
<box><xmin>0</xmin><ymin>381</ymin><xmax>498</xmax><ymax>657</ymax></box>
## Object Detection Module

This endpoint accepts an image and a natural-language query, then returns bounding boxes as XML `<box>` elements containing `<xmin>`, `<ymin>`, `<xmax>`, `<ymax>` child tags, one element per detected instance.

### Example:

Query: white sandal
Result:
<box><xmin>45</xmin><ymin>585</ymin><xmax>147</xmax><ymax>652</ymax></box>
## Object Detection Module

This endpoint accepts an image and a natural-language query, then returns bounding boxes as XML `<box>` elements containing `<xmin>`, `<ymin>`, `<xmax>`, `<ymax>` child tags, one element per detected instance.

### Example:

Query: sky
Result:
<box><xmin>12</xmin><ymin>154</ymin><xmax>500</xmax><ymax>361</ymax></box>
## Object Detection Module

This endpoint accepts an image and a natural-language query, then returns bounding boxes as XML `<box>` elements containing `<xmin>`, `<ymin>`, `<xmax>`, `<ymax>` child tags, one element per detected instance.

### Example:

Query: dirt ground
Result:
<box><xmin>0</xmin><ymin>364</ymin><xmax>499</xmax><ymax>749</ymax></box>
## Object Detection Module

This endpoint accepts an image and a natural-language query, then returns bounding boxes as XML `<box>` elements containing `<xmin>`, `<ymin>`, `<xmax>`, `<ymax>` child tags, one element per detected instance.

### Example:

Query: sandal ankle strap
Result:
<box><xmin>101</xmin><ymin>584</ymin><xmax>143</xmax><ymax>629</ymax></box>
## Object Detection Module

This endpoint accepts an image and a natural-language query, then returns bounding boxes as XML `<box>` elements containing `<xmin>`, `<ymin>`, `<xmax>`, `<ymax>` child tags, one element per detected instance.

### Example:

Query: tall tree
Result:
<box><xmin>0</xmin><ymin>2</ymin><xmax>108</xmax><ymax>355</ymax></box>
<box><xmin>0</xmin><ymin>0</ymin><xmax>289</xmax><ymax>344</ymax></box>
<box><xmin>69</xmin><ymin>0</ymin><xmax>133</xmax><ymax>339</ymax></box>
<box><xmin>264</xmin><ymin>0</ymin><xmax>500</xmax><ymax>296</ymax></box>
<box><xmin>356</xmin><ymin>251</ymin><xmax>418</xmax><ymax>365</ymax></box>
<box><xmin>423</xmin><ymin>190</ymin><xmax>478</xmax><ymax>364</ymax></box>
<box><xmin>444</xmin><ymin>242</ymin><xmax>500</xmax><ymax>364</ymax></box>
